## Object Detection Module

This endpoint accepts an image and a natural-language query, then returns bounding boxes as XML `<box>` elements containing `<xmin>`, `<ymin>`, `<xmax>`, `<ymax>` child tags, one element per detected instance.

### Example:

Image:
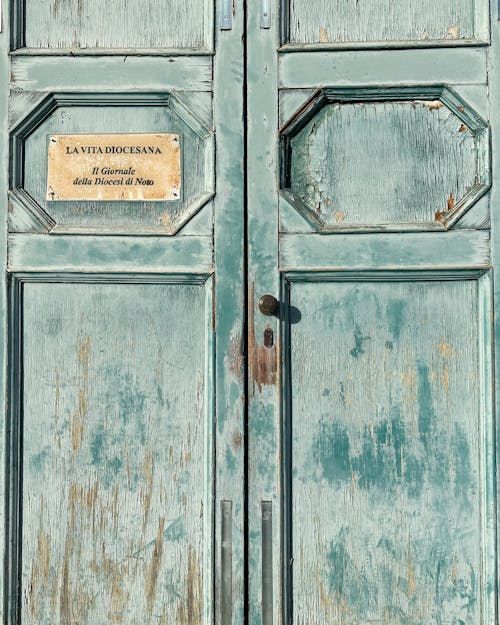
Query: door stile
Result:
<box><xmin>1</xmin><ymin>0</ymin><xmax>9</xmax><ymax>621</ymax></box>
<box><xmin>214</xmin><ymin>1</ymin><xmax>246</xmax><ymax>624</ymax></box>
<box><xmin>489</xmin><ymin>0</ymin><xmax>500</xmax><ymax>620</ymax></box>
<box><xmin>246</xmin><ymin>2</ymin><xmax>281</xmax><ymax>625</ymax></box>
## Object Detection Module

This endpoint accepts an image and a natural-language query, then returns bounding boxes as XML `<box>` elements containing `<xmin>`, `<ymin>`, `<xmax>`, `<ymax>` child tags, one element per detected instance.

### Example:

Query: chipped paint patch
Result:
<box><xmin>446</xmin><ymin>23</ymin><xmax>460</xmax><ymax>39</ymax></box>
<box><xmin>319</xmin><ymin>26</ymin><xmax>329</xmax><ymax>42</ymax></box>
<box><xmin>421</xmin><ymin>100</ymin><xmax>442</xmax><ymax>110</ymax></box>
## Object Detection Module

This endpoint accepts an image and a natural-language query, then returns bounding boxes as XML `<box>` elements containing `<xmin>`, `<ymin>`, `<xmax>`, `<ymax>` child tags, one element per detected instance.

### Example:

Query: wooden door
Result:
<box><xmin>247</xmin><ymin>2</ymin><xmax>499</xmax><ymax>625</ymax></box>
<box><xmin>2</xmin><ymin>1</ymin><xmax>500</xmax><ymax>624</ymax></box>
<box><xmin>1</xmin><ymin>2</ymin><xmax>246</xmax><ymax>624</ymax></box>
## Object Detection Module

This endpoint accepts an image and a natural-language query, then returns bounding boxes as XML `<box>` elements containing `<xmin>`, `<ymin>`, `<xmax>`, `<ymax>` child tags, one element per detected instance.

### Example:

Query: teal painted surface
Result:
<box><xmin>10</xmin><ymin>56</ymin><xmax>213</xmax><ymax>92</ymax></box>
<box><xmin>289</xmin><ymin>100</ymin><xmax>480</xmax><ymax>227</ymax></box>
<box><xmin>18</xmin><ymin>97</ymin><xmax>213</xmax><ymax>234</ymax></box>
<box><xmin>288</xmin><ymin>278</ymin><xmax>490</xmax><ymax>625</ymax></box>
<box><xmin>22</xmin><ymin>0</ymin><xmax>213</xmax><ymax>50</ymax></box>
<box><xmin>278</xmin><ymin>48</ymin><xmax>487</xmax><ymax>89</ymax></box>
<box><xmin>20</xmin><ymin>279</ymin><xmax>214</xmax><ymax>624</ymax></box>
<box><xmin>286</xmin><ymin>0</ymin><xmax>483</xmax><ymax>44</ymax></box>
<box><xmin>8</xmin><ymin>234</ymin><xmax>213</xmax><ymax>273</ymax></box>
<box><xmin>279</xmin><ymin>231</ymin><xmax>490</xmax><ymax>271</ymax></box>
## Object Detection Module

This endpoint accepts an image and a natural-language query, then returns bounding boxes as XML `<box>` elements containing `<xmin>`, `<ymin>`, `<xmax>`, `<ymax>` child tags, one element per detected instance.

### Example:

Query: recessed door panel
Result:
<box><xmin>284</xmin><ymin>0</ymin><xmax>486</xmax><ymax>46</ymax></box>
<box><xmin>13</xmin><ymin>278</ymin><xmax>214</xmax><ymax>625</ymax></box>
<box><xmin>20</xmin><ymin>0</ymin><xmax>213</xmax><ymax>50</ymax></box>
<box><xmin>284</xmin><ymin>276</ymin><xmax>493</xmax><ymax>625</ymax></box>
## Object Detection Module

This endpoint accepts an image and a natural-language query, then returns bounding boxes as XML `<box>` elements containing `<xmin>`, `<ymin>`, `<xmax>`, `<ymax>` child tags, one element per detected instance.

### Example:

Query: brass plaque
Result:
<box><xmin>47</xmin><ymin>133</ymin><xmax>181</xmax><ymax>201</ymax></box>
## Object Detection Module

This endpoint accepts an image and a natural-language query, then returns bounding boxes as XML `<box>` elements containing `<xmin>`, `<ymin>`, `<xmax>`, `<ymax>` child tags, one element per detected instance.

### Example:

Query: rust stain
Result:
<box><xmin>457</xmin><ymin>105</ymin><xmax>465</xmax><ymax>113</ymax></box>
<box><xmin>458</xmin><ymin>123</ymin><xmax>468</xmax><ymax>133</ymax></box>
<box><xmin>319</xmin><ymin>26</ymin><xmax>329</xmax><ymax>43</ymax></box>
<box><xmin>447</xmin><ymin>192</ymin><xmax>455</xmax><ymax>211</ymax></box>
<box><xmin>249</xmin><ymin>283</ymin><xmax>277</xmax><ymax>393</ymax></box>
<box><xmin>144</xmin><ymin>517</ymin><xmax>165</xmax><ymax>614</ymax></box>
<box><xmin>333</xmin><ymin>210</ymin><xmax>345</xmax><ymax>223</ymax></box>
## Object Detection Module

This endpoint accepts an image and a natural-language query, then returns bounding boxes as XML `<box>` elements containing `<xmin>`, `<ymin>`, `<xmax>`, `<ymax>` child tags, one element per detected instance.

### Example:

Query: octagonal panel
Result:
<box><xmin>10</xmin><ymin>93</ymin><xmax>214</xmax><ymax>235</ymax></box>
<box><xmin>280</xmin><ymin>87</ymin><xmax>490</xmax><ymax>232</ymax></box>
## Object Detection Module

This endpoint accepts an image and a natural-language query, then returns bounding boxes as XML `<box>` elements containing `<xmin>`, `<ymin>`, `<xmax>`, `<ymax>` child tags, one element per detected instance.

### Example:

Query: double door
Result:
<box><xmin>1</xmin><ymin>1</ymin><xmax>499</xmax><ymax>624</ymax></box>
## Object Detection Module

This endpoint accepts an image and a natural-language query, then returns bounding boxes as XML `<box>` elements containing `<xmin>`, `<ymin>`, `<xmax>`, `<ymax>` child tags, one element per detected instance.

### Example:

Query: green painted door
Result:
<box><xmin>1</xmin><ymin>2</ymin><xmax>246</xmax><ymax>624</ymax></box>
<box><xmin>1</xmin><ymin>1</ymin><xmax>499</xmax><ymax>625</ymax></box>
<box><xmin>247</xmin><ymin>1</ymin><xmax>499</xmax><ymax>625</ymax></box>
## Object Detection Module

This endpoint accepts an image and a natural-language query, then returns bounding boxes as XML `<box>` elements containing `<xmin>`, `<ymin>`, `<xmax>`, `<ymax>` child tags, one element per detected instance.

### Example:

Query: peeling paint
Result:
<box><xmin>319</xmin><ymin>26</ymin><xmax>329</xmax><ymax>42</ymax></box>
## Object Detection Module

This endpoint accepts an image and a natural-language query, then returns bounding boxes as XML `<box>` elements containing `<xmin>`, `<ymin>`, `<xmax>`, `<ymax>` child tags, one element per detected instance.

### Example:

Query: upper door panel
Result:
<box><xmin>281</xmin><ymin>0</ymin><xmax>489</xmax><ymax>48</ymax></box>
<box><xmin>13</xmin><ymin>0</ymin><xmax>214</xmax><ymax>52</ymax></box>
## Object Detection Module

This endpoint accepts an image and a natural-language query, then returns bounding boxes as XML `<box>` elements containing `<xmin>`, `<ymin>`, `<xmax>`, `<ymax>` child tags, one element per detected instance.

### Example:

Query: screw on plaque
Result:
<box><xmin>258</xmin><ymin>294</ymin><xmax>279</xmax><ymax>316</ymax></box>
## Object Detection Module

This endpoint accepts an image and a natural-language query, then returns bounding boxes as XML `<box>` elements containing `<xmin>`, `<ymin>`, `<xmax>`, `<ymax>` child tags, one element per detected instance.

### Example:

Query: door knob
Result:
<box><xmin>258</xmin><ymin>294</ymin><xmax>279</xmax><ymax>316</ymax></box>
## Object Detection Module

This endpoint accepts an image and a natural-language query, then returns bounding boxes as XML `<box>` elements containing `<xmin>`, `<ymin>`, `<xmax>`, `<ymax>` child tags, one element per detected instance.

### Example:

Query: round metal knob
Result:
<box><xmin>258</xmin><ymin>294</ymin><xmax>279</xmax><ymax>316</ymax></box>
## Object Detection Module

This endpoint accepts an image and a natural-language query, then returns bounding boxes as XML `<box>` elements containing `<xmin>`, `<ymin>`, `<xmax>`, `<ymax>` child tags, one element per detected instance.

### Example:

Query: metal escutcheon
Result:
<box><xmin>258</xmin><ymin>294</ymin><xmax>279</xmax><ymax>316</ymax></box>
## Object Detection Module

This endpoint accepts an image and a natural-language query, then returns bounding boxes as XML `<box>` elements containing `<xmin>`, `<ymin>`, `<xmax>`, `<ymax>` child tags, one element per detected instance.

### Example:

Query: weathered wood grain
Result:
<box><xmin>213</xmin><ymin>2</ymin><xmax>246</xmax><ymax>624</ymax></box>
<box><xmin>10</xmin><ymin>57</ymin><xmax>213</xmax><ymax>93</ymax></box>
<box><xmin>17</xmin><ymin>99</ymin><xmax>213</xmax><ymax>234</ymax></box>
<box><xmin>288</xmin><ymin>100</ymin><xmax>480</xmax><ymax>227</ymax></box>
<box><xmin>8</xmin><ymin>234</ymin><xmax>213</xmax><ymax>273</ymax></box>
<box><xmin>18</xmin><ymin>279</ymin><xmax>214</xmax><ymax>625</ymax></box>
<box><xmin>22</xmin><ymin>0</ymin><xmax>212</xmax><ymax>50</ymax></box>
<box><xmin>279</xmin><ymin>231</ymin><xmax>490</xmax><ymax>271</ymax></box>
<box><xmin>486</xmin><ymin>3</ymin><xmax>500</xmax><ymax>616</ymax></box>
<box><xmin>278</xmin><ymin>48</ymin><xmax>487</xmax><ymax>89</ymax></box>
<box><xmin>246</xmin><ymin>2</ymin><xmax>282</xmax><ymax>625</ymax></box>
<box><xmin>287</xmin><ymin>276</ymin><xmax>492</xmax><ymax>625</ymax></box>
<box><xmin>287</xmin><ymin>0</ymin><xmax>478</xmax><ymax>44</ymax></box>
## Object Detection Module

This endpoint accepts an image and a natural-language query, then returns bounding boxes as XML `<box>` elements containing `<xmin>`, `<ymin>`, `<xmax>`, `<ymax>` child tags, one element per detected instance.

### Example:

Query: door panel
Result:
<box><xmin>18</xmin><ymin>0</ymin><xmax>213</xmax><ymax>51</ymax></box>
<box><xmin>10</xmin><ymin>93</ymin><xmax>214</xmax><ymax>234</ymax></box>
<box><xmin>248</xmin><ymin>1</ymin><xmax>497</xmax><ymax>624</ymax></box>
<box><xmin>284</xmin><ymin>275</ymin><xmax>494</xmax><ymax>625</ymax></box>
<box><xmin>14</xmin><ymin>277</ymin><xmax>213</xmax><ymax>624</ymax></box>
<box><xmin>1</xmin><ymin>0</ymin><xmax>499</xmax><ymax>624</ymax></box>
<box><xmin>282</xmin><ymin>0</ymin><xmax>488</xmax><ymax>47</ymax></box>
<box><xmin>2</xmin><ymin>0</ymin><xmax>246</xmax><ymax>623</ymax></box>
<box><xmin>280</xmin><ymin>86</ymin><xmax>490</xmax><ymax>231</ymax></box>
